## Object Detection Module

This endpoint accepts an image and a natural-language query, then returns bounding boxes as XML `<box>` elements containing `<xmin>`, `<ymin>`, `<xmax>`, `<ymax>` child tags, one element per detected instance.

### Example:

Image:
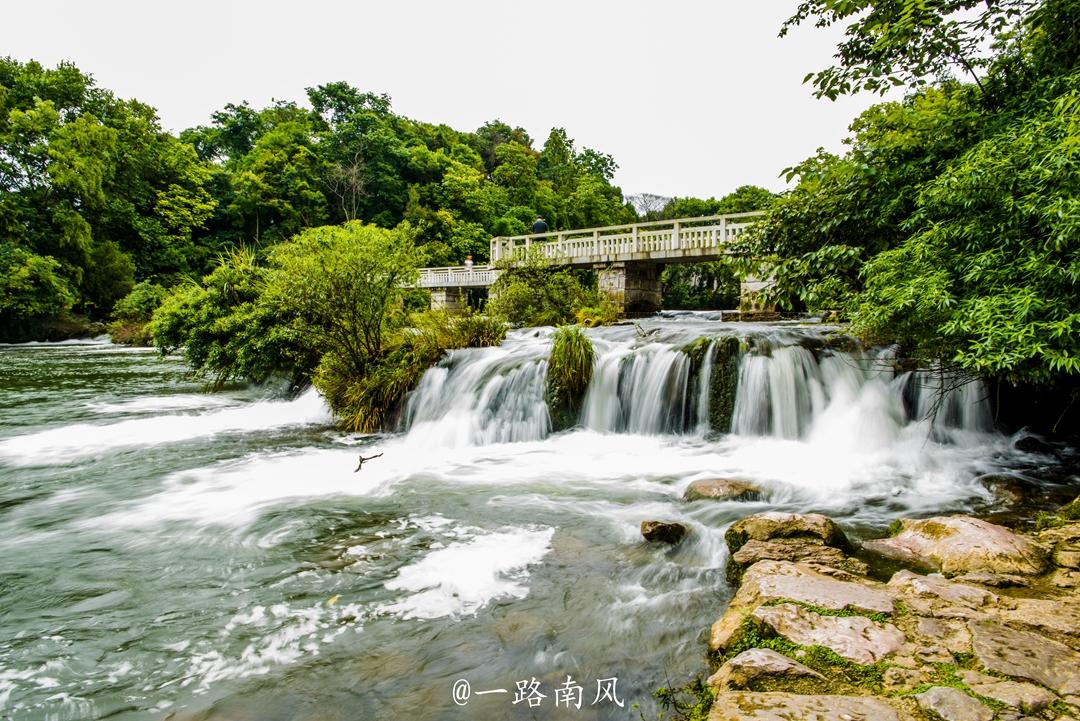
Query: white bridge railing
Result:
<box><xmin>415</xmin><ymin>265</ymin><xmax>498</xmax><ymax>288</ymax></box>
<box><xmin>490</xmin><ymin>212</ymin><xmax>763</xmax><ymax>264</ymax></box>
<box><xmin>414</xmin><ymin>212</ymin><xmax>765</xmax><ymax>288</ymax></box>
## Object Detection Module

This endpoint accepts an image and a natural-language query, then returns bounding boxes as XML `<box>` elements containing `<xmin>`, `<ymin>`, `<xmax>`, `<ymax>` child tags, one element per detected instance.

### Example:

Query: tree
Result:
<box><xmin>781</xmin><ymin>0</ymin><xmax>1036</xmax><ymax>99</ymax></box>
<box><xmin>265</xmin><ymin>222</ymin><xmax>419</xmax><ymax>378</ymax></box>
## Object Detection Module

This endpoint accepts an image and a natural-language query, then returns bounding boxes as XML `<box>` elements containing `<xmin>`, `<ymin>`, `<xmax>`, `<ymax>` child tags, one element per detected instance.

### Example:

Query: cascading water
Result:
<box><xmin>0</xmin><ymin>316</ymin><xmax>1065</xmax><ymax>721</ymax></box>
<box><xmin>401</xmin><ymin>323</ymin><xmax>993</xmax><ymax>447</ymax></box>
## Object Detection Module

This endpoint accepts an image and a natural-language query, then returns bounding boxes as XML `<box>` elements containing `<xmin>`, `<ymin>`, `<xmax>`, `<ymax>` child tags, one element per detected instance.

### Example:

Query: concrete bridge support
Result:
<box><xmin>597</xmin><ymin>262</ymin><xmax>663</xmax><ymax>315</ymax></box>
<box><xmin>430</xmin><ymin>287</ymin><xmax>466</xmax><ymax>312</ymax></box>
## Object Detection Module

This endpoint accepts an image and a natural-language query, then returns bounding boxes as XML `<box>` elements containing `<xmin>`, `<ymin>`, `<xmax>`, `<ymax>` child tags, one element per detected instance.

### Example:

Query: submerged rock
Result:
<box><xmin>725</xmin><ymin>512</ymin><xmax>848</xmax><ymax>554</ymax></box>
<box><xmin>707</xmin><ymin>648</ymin><xmax>824</xmax><ymax>690</ymax></box>
<box><xmin>684</xmin><ymin>478</ymin><xmax>762</xmax><ymax>502</ymax></box>
<box><xmin>969</xmin><ymin>619</ymin><xmax>1080</xmax><ymax>695</ymax></box>
<box><xmin>710</xmin><ymin>560</ymin><xmax>895</xmax><ymax>651</ymax></box>
<box><xmin>915</xmin><ymin>686</ymin><xmax>994</xmax><ymax>721</ymax></box>
<box><xmin>728</xmin><ymin>539</ymin><xmax>868</xmax><ymax>583</ymax></box>
<box><xmin>709</xmin><ymin>692</ymin><xmax>903</xmax><ymax>721</ymax></box>
<box><xmin>862</xmin><ymin>516</ymin><xmax>1050</xmax><ymax>577</ymax></box>
<box><xmin>750</xmin><ymin>603</ymin><xmax>906</xmax><ymax>664</ymax></box>
<box><xmin>640</xmin><ymin>520</ymin><xmax>687</xmax><ymax>544</ymax></box>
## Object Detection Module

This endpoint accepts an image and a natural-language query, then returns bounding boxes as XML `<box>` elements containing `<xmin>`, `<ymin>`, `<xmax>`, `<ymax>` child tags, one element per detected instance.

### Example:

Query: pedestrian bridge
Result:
<box><xmin>415</xmin><ymin>212</ymin><xmax>766</xmax><ymax>313</ymax></box>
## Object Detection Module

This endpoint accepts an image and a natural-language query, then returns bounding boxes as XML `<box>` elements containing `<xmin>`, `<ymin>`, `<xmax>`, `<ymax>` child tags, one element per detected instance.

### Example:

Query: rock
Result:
<box><xmin>707</xmin><ymin>648</ymin><xmax>824</xmax><ymax>690</ymax></box>
<box><xmin>641</xmin><ymin>520</ymin><xmax>687</xmax><ymax>544</ymax></box>
<box><xmin>915</xmin><ymin>686</ymin><xmax>994</xmax><ymax>721</ymax></box>
<box><xmin>728</xmin><ymin>539</ymin><xmax>868</xmax><ymax>583</ymax></box>
<box><xmin>969</xmin><ymin>619</ymin><xmax>1080</xmax><ymax>695</ymax></box>
<box><xmin>709</xmin><ymin>561</ymin><xmax>896</xmax><ymax>651</ymax></box>
<box><xmin>977</xmin><ymin>473</ymin><xmax>1040</xmax><ymax>504</ymax></box>
<box><xmin>914</xmin><ymin>646</ymin><xmax>954</xmax><ymax>664</ymax></box>
<box><xmin>1054</xmin><ymin>545</ymin><xmax>1080</xmax><ymax>570</ymax></box>
<box><xmin>1013</xmin><ymin>433</ymin><xmax>1056</xmax><ymax>455</ymax></box>
<box><xmin>966</xmin><ymin>678</ymin><xmax>1056</xmax><ymax>713</ymax></box>
<box><xmin>684</xmin><ymin>478</ymin><xmax>762</xmax><ymax>502</ymax></box>
<box><xmin>914</xmin><ymin>617</ymin><xmax>972</xmax><ymax>655</ymax></box>
<box><xmin>883</xmin><ymin>667</ymin><xmax>926</xmax><ymax>692</ymax></box>
<box><xmin>709</xmin><ymin>692</ymin><xmax>904</xmax><ymax>721</ymax></box>
<box><xmin>862</xmin><ymin>516</ymin><xmax>1050</xmax><ymax>577</ymax></box>
<box><xmin>750</xmin><ymin>603</ymin><xmax>906</xmax><ymax>664</ymax></box>
<box><xmin>953</xmin><ymin>572</ymin><xmax>1029</xmax><ymax>588</ymax></box>
<box><xmin>889</xmin><ymin>570</ymin><xmax>996</xmax><ymax>607</ymax></box>
<box><xmin>994</xmin><ymin>596</ymin><xmax>1080</xmax><ymax>638</ymax></box>
<box><xmin>725</xmin><ymin>512</ymin><xmax>848</xmax><ymax>554</ymax></box>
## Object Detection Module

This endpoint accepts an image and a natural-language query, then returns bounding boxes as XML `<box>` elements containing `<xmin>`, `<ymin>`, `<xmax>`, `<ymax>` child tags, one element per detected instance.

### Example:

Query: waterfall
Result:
<box><xmin>401</xmin><ymin>325</ymin><xmax>995</xmax><ymax>448</ymax></box>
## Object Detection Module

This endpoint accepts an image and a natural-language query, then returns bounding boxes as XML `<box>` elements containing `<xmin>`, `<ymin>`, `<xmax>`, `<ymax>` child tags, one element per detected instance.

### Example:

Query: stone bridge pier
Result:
<box><xmin>596</xmin><ymin>262</ymin><xmax>663</xmax><ymax>314</ymax></box>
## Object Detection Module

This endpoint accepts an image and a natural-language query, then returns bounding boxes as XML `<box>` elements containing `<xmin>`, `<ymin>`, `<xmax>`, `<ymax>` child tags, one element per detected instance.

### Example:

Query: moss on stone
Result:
<box><xmin>709</xmin><ymin>336</ymin><xmax>742</xmax><ymax>434</ymax></box>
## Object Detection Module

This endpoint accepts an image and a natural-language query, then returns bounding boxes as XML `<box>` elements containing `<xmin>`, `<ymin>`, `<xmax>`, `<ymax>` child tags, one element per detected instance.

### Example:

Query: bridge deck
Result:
<box><xmin>415</xmin><ymin>212</ymin><xmax>762</xmax><ymax>289</ymax></box>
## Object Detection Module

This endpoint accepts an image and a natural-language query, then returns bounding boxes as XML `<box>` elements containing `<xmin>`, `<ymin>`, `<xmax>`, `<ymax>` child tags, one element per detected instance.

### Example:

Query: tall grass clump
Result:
<box><xmin>546</xmin><ymin>325</ymin><xmax>595</xmax><ymax>430</ymax></box>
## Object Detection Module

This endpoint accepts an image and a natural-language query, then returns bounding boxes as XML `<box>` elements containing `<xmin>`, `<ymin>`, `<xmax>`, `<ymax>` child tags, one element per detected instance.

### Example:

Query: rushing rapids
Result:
<box><xmin>0</xmin><ymin>315</ymin><xmax>1068</xmax><ymax>721</ymax></box>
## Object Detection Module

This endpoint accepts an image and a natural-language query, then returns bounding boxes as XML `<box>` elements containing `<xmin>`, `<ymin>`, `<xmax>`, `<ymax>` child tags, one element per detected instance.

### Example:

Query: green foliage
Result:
<box><xmin>853</xmin><ymin>76</ymin><xmax>1080</xmax><ymax>383</ymax></box>
<box><xmin>546</xmin><ymin>325</ymin><xmax>595</xmax><ymax>430</ymax></box>
<box><xmin>149</xmin><ymin>247</ymin><xmax>315</xmax><ymax>388</ymax></box>
<box><xmin>265</xmin><ymin>222</ymin><xmax>418</xmax><ymax>378</ymax></box>
<box><xmin>658</xmin><ymin>187</ymin><xmax>773</xmax><ymax>310</ymax></box>
<box><xmin>574</xmin><ymin>294</ymin><xmax>622</xmax><ymax>327</ymax></box>
<box><xmin>487</xmin><ymin>249</ymin><xmax>593</xmax><ymax>327</ymax></box>
<box><xmin>647</xmin><ymin>675</ymin><xmax>716</xmax><ymax>721</ymax></box>
<box><xmin>0</xmin><ymin>243</ymin><xmax>75</xmax><ymax>339</ymax></box>
<box><xmin>781</xmin><ymin>0</ymin><xmax>1034</xmax><ymax>98</ymax></box>
<box><xmin>111</xmin><ymin>281</ymin><xmax>170</xmax><ymax>323</ymax></box>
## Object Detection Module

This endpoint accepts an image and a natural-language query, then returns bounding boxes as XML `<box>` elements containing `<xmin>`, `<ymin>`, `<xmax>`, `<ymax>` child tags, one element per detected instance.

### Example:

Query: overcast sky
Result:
<box><xmin>2</xmin><ymin>0</ymin><xmax>890</xmax><ymax>200</ymax></box>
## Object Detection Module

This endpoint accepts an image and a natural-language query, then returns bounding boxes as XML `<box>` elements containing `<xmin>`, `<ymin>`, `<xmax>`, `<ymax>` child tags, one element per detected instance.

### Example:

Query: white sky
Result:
<box><xmin>2</xmin><ymin>0</ymin><xmax>891</xmax><ymax>199</ymax></box>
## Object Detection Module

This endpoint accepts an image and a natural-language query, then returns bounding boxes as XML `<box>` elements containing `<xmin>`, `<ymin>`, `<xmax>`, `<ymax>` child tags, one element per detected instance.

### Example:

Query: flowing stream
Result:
<box><xmin>0</xmin><ymin>316</ymin><xmax>1073</xmax><ymax>721</ymax></box>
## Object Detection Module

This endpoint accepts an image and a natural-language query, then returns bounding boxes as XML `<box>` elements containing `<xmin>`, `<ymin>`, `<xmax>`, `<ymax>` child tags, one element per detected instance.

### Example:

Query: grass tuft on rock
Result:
<box><xmin>546</xmin><ymin>325</ymin><xmax>595</xmax><ymax>430</ymax></box>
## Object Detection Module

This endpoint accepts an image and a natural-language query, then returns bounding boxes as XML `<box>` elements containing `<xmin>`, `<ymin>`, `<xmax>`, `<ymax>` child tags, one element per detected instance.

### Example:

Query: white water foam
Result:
<box><xmin>379</xmin><ymin>527</ymin><xmax>554</xmax><ymax>620</ymax></box>
<box><xmin>85</xmin><ymin>394</ymin><xmax>239</xmax><ymax>415</ymax></box>
<box><xmin>0</xmin><ymin>388</ymin><xmax>330</xmax><ymax>466</ymax></box>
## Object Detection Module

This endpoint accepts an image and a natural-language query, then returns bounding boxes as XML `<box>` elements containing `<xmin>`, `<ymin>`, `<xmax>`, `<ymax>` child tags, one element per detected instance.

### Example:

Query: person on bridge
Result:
<box><xmin>464</xmin><ymin>254</ymin><xmax>474</xmax><ymax>270</ymax></box>
<box><xmin>531</xmin><ymin>216</ymin><xmax>549</xmax><ymax>234</ymax></box>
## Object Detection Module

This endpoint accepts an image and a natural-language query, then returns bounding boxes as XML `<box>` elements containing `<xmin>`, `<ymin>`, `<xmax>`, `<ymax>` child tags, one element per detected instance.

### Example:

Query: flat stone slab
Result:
<box><xmin>969</xmin><ymin>619</ymin><xmax>1080</xmax><ymax>695</ymax></box>
<box><xmin>707</xmin><ymin>648</ymin><xmax>824</xmax><ymax>690</ymax></box>
<box><xmin>709</xmin><ymin>692</ymin><xmax>904</xmax><ymax>720</ymax></box>
<box><xmin>889</xmin><ymin>570</ymin><xmax>996</xmax><ymax>607</ymax></box>
<box><xmin>726</xmin><ymin>512</ymin><xmax>848</xmax><ymax>554</ymax></box>
<box><xmin>863</xmin><ymin>516</ymin><xmax>1050</xmax><ymax>576</ymax></box>
<box><xmin>995</xmin><ymin>596</ymin><xmax>1080</xmax><ymax>637</ymax></box>
<box><xmin>915</xmin><ymin>686</ymin><xmax>993</xmax><ymax>721</ymax></box>
<box><xmin>751</xmin><ymin>603</ymin><xmax>906</xmax><ymax>664</ymax></box>
<box><xmin>729</xmin><ymin>539</ymin><xmax>867</xmax><ymax>582</ymax></box>
<box><xmin>710</xmin><ymin>561</ymin><xmax>896</xmax><ymax>651</ymax></box>
<box><xmin>968</xmin><ymin>677</ymin><xmax>1057</xmax><ymax>713</ymax></box>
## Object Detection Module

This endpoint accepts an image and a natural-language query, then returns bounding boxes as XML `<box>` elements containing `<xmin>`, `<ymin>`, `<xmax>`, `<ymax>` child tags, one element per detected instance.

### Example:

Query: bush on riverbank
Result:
<box><xmin>149</xmin><ymin>223</ymin><xmax>508</xmax><ymax>429</ymax></box>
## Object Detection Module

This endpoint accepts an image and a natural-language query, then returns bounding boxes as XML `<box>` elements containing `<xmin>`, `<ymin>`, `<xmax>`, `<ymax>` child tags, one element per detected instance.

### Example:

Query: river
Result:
<box><xmin>0</xmin><ymin>314</ymin><xmax>1073</xmax><ymax>720</ymax></box>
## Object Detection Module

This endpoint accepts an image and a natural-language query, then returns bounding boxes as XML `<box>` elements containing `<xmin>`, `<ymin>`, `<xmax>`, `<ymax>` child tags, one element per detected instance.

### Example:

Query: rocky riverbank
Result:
<box><xmin>680</xmin><ymin>496</ymin><xmax>1080</xmax><ymax>720</ymax></box>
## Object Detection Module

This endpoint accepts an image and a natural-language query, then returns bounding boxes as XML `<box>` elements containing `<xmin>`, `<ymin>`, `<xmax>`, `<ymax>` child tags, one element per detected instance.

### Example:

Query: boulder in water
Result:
<box><xmin>725</xmin><ymin>512</ymin><xmax>848</xmax><ymax>554</ymax></box>
<box><xmin>641</xmin><ymin>520</ymin><xmax>687</xmax><ymax>544</ymax></box>
<box><xmin>862</xmin><ymin>515</ymin><xmax>1050</xmax><ymax>576</ymax></box>
<box><xmin>683</xmin><ymin>478</ymin><xmax>762</xmax><ymax>503</ymax></box>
